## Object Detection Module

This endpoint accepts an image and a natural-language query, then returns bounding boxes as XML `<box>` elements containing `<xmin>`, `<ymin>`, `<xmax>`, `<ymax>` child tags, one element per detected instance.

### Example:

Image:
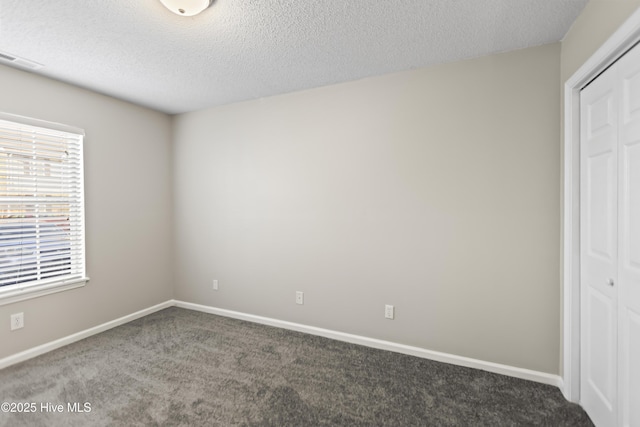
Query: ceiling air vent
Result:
<box><xmin>0</xmin><ymin>50</ymin><xmax>43</xmax><ymax>70</ymax></box>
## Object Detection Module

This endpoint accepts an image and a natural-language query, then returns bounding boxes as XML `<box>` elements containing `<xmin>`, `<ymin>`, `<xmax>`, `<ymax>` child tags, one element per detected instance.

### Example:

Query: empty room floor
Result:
<box><xmin>0</xmin><ymin>307</ymin><xmax>592</xmax><ymax>426</ymax></box>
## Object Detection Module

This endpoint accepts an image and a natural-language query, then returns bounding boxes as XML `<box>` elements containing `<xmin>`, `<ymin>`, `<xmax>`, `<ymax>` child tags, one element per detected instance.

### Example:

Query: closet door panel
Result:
<box><xmin>620</xmin><ymin>313</ymin><xmax>640</xmax><ymax>427</ymax></box>
<box><xmin>581</xmin><ymin>63</ymin><xmax>619</xmax><ymax>427</ymax></box>
<box><xmin>617</xmin><ymin>44</ymin><xmax>640</xmax><ymax>427</ymax></box>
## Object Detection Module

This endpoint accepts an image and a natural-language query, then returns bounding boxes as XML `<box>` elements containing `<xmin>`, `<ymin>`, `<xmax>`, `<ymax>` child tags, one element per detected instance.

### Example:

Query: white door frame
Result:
<box><xmin>563</xmin><ymin>7</ymin><xmax>640</xmax><ymax>402</ymax></box>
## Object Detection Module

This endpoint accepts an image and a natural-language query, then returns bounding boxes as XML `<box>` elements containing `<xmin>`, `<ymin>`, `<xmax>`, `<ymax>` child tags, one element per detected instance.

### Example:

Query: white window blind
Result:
<box><xmin>0</xmin><ymin>113</ymin><xmax>86</xmax><ymax>298</ymax></box>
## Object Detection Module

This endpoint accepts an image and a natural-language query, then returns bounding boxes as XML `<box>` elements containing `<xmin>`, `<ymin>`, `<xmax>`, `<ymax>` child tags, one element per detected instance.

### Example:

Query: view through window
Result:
<box><xmin>0</xmin><ymin>114</ymin><xmax>85</xmax><ymax>294</ymax></box>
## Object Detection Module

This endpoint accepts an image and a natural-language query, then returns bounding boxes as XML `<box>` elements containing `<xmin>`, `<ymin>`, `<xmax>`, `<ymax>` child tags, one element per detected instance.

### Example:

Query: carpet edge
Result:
<box><xmin>175</xmin><ymin>300</ymin><xmax>563</xmax><ymax>389</ymax></box>
<box><xmin>0</xmin><ymin>298</ymin><xmax>564</xmax><ymax>392</ymax></box>
<box><xmin>0</xmin><ymin>300</ymin><xmax>174</xmax><ymax>370</ymax></box>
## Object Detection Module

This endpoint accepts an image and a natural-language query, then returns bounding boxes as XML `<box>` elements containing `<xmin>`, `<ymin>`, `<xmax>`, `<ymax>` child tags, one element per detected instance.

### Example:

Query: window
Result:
<box><xmin>0</xmin><ymin>113</ymin><xmax>87</xmax><ymax>304</ymax></box>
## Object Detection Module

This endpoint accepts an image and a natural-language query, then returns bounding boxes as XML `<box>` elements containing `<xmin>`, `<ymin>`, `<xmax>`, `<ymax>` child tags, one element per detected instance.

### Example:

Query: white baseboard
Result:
<box><xmin>0</xmin><ymin>300</ymin><xmax>174</xmax><ymax>370</ymax></box>
<box><xmin>0</xmin><ymin>298</ymin><xmax>563</xmax><ymax>390</ymax></box>
<box><xmin>175</xmin><ymin>300</ymin><xmax>563</xmax><ymax>388</ymax></box>
<box><xmin>559</xmin><ymin>378</ymin><xmax>569</xmax><ymax>401</ymax></box>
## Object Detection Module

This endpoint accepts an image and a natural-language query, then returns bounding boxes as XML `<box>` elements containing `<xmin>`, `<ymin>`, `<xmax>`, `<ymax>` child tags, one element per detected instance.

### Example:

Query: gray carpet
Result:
<box><xmin>0</xmin><ymin>307</ymin><xmax>592</xmax><ymax>426</ymax></box>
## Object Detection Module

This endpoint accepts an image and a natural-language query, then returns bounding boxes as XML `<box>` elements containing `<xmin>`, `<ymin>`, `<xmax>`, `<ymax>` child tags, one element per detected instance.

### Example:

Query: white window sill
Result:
<box><xmin>0</xmin><ymin>277</ymin><xmax>90</xmax><ymax>307</ymax></box>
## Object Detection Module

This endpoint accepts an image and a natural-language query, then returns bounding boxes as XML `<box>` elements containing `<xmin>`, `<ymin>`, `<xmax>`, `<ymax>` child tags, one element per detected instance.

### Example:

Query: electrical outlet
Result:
<box><xmin>385</xmin><ymin>305</ymin><xmax>394</xmax><ymax>320</ymax></box>
<box><xmin>213</xmin><ymin>279</ymin><xmax>219</xmax><ymax>291</ymax></box>
<box><xmin>296</xmin><ymin>291</ymin><xmax>304</xmax><ymax>305</ymax></box>
<box><xmin>10</xmin><ymin>312</ymin><xmax>24</xmax><ymax>330</ymax></box>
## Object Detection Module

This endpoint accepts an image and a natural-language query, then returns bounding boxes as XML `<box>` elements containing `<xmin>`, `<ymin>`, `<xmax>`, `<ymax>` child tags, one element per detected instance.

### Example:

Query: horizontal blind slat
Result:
<box><xmin>0</xmin><ymin>115</ymin><xmax>85</xmax><ymax>293</ymax></box>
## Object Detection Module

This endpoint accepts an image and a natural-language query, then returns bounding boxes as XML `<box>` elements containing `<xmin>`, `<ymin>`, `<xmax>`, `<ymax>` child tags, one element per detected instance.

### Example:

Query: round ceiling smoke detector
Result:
<box><xmin>159</xmin><ymin>0</ymin><xmax>213</xmax><ymax>16</ymax></box>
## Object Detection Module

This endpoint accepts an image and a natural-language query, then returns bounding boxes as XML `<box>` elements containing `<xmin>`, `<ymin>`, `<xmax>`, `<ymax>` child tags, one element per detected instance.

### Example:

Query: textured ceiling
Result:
<box><xmin>0</xmin><ymin>0</ymin><xmax>588</xmax><ymax>114</ymax></box>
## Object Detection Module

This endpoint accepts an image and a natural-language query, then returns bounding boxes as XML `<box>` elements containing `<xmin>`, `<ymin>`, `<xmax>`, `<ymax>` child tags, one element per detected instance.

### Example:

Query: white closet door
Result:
<box><xmin>581</xmin><ymin>61</ymin><xmax>619</xmax><ymax>427</ymax></box>
<box><xmin>617</xmin><ymin>43</ymin><xmax>640</xmax><ymax>427</ymax></box>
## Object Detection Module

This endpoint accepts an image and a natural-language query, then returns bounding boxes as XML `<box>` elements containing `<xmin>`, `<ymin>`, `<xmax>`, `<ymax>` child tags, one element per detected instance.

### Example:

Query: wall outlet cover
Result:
<box><xmin>385</xmin><ymin>305</ymin><xmax>394</xmax><ymax>320</ymax></box>
<box><xmin>10</xmin><ymin>312</ymin><xmax>24</xmax><ymax>330</ymax></box>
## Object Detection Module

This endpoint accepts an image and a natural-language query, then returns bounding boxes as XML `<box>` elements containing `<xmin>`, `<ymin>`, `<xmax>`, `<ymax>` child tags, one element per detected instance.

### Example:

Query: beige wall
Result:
<box><xmin>173</xmin><ymin>43</ymin><xmax>562</xmax><ymax>374</ymax></box>
<box><xmin>0</xmin><ymin>65</ymin><xmax>174</xmax><ymax>359</ymax></box>
<box><xmin>561</xmin><ymin>0</ymin><xmax>640</xmax><ymax>83</ymax></box>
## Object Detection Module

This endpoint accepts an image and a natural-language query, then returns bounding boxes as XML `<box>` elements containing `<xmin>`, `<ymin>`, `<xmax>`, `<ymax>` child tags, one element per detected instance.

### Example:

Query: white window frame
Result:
<box><xmin>0</xmin><ymin>112</ymin><xmax>89</xmax><ymax>306</ymax></box>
